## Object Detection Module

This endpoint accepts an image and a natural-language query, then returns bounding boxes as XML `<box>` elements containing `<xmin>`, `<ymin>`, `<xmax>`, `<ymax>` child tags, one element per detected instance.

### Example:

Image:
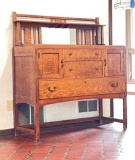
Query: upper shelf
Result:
<box><xmin>12</xmin><ymin>12</ymin><xmax>105</xmax><ymax>29</ymax></box>
<box><xmin>12</xmin><ymin>12</ymin><xmax>106</xmax><ymax>46</ymax></box>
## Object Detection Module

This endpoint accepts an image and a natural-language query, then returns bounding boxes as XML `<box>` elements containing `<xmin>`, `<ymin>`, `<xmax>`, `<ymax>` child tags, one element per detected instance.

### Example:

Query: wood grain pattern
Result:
<box><xmin>39</xmin><ymin>77</ymin><xmax>126</xmax><ymax>99</ymax></box>
<box><xmin>24</xmin><ymin>27</ymin><xmax>31</xmax><ymax>44</ymax></box>
<box><xmin>14</xmin><ymin>46</ymin><xmax>36</xmax><ymax>107</ymax></box>
<box><xmin>64</xmin><ymin>60</ymin><xmax>103</xmax><ymax>78</ymax></box>
<box><xmin>106</xmin><ymin>49</ymin><xmax>124</xmax><ymax>76</ymax></box>
<box><xmin>63</xmin><ymin>48</ymin><xmax>105</xmax><ymax>60</ymax></box>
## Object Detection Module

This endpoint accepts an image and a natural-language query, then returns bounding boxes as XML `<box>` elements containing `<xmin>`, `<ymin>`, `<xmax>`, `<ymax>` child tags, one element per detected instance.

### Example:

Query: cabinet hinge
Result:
<box><xmin>38</xmin><ymin>69</ymin><xmax>41</xmax><ymax>75</ymax></box>
<box><xmin>122</xmin><ymin>50</ymin><xmax>124</xmax><ymax>58</ymax></box>
<box><xmin>122</xmin><ymin>67</ymin><xmax>124</xmax><ymax>74</ymax></box>
<box><xmin>38</xmin><ymin>52</ymin><xmax>40</xmax><ymax>58</ymax></box>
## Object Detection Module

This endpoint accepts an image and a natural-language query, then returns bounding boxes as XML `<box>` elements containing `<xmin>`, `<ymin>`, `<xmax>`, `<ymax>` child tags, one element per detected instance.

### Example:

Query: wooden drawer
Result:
<box><xmin>63</xmin><ymin>48</ymin><xmax>105</xmax><ymax>60</ymax></box>
<box><xmin>64</xmin><ymin>60</ymin><xmax>103</xmax><ymax>78</ymax></box>
<box><xmin>39</xmin><ymin>77</ymin><xmax>126</xmax><ymax>99</ymax></box>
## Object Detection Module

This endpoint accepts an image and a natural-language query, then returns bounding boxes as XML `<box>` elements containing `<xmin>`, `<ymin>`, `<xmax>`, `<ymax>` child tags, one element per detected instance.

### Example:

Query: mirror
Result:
<box><xmin>42</xmin><ymin>28</ymin><xmax>76</xmax><ymax>44</ymax></box>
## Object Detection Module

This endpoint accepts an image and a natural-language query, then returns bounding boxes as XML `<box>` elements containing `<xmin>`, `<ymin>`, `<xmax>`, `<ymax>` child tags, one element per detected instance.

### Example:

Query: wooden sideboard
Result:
<box><xmin>12</xmin><ymin>12</ymin><xmax>127</xmax><ymax>142</ymax></box>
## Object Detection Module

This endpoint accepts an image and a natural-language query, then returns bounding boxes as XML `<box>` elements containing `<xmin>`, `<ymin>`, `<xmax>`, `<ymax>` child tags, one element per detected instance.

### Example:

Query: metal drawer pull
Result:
<box><xmin>111</xmin><ymin>82</ymin><xmax>118</xmax><ymax>87</ymax></box>
<box><xmin>95</xmin><ymin>52</ymin><xmax>99</xmax><ymax>56</ymax></box>
<box><xmin>61</xmin><ymin>59</ymin><xmax>65</xmax><ymax>67</ymax></box>
<box><xmin>104</xmin><ymin>59</ymin><xmax>107</xmax><ymax>66</ymax></box>
<box><xmin>48</xmin><ymin>86</ymin><xmax>57</xmax><ymax>92</ymax></box>
<box><xmin>69</xmin><ymin>53</ymin><xmax>72</xmax><ymax>56</ymax></box>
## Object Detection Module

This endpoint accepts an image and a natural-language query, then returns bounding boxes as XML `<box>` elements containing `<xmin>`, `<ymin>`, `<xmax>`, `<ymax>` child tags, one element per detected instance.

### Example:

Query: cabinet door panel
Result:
<box><xmin>38</xmin><ymin>49</ymin><xmax>63</xmax><ymax>79</ymax></box>
<box><xmin>105</xmin><ymin>49</ymin><xmax>124</xmax><ymax>76</ymax></box>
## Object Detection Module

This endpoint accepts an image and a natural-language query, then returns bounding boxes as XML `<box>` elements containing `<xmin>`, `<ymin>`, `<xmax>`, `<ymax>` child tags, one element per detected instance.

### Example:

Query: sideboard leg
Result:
<box><xmin>14</xmin><ymin>103</ymin><xmax>19</xmax><ymax>136</ymax></box>
<box><xmin>110</xmin><ymin>99</ymin><xmax>114</xmax><ymax>118</ymax></box>
<box><xmin>123</xmin><ymin>97</ymin><xmax>127</xmax><ymax>130</ymax></box>
<box><xmin>34</xmin><ymin>105</ymin><xmax>40</xmax><ymax>142</ymax></box>
<box><xmin>99</xmin><ymin>99</ymin><xmax>103</xmax><ymax>125</ymax></box>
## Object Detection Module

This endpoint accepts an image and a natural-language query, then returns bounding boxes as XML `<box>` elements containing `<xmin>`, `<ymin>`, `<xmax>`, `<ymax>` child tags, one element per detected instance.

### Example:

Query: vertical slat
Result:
<box><xmin>84</xmin><ymin>30</ymin><xmax>91</xmax><ymax>45</ymax></box>
<box><xmin>95</xmin><ymin>29</ymin><xmax>98</xmax><ymax>44</ymax></box>
<box><xmin>38</xmin><ymin>27</ymin><xmax>42</xmax><ymax>44</ymax></box>
<box><xmin>90</xmin><ymin>30</ymin><xmax>92</xmax><ymax>45</ymax></box>
<box><xmin>98</xmin><ymin>27</ymin><xmax>101</xmax><ymax>45</ymax></box>
<box><xmin>33</xmin><ymin>27</ymin><xmax>37</xmax><ymax>44</ymax></box>
<box><xmin>92</xmin><ymin>29</ymin><xmax>95</xmax><ymax>45</ymax></box>
<box><xmin>15</xmin><ymin>22</ymin><xmax>22</xmax><ymax>46</ymax></box>
<box><xmin>76</xmin><ymin>29</ymin><xmax>80</xmax><ymax>45</ymax></box>
<box><xmin>81</xmin><ymin>29</ymin><xmax>84</xmax><ymax>45</ymax></box>
<box><xmin>24</xmin><ymin>27</ymin><xmax>31</xmax><ymax>44</ymax></box>
<box><xmin>101</xmin><ymin>26</ymin><xmax>104</xmax><ymax>45</ymax></box>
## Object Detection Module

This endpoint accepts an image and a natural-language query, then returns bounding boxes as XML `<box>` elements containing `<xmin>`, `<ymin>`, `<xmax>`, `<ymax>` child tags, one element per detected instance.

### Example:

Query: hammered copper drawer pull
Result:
<box><xmin>95</xmin><ymin>67</ymin><xmax>99</xmax><ymax>70</ymax></box>
<box><xmin>48</xmin><ymin>86</ymin><xmax>57</xmax><ymax>92</ymax></box>
<box><xmin>111</xmin><ymin>82</ymin><xmax>118</xmax><ymax>87</ymax></box>
<box><xmin>95</xmin><ymin>51</ymin><xmax>99</xmax><ymax>56</ymax></box>
<box><xmin>69</xmin><ymin>53</ymin><xmax>72</xmax><ymax>56</ymax></box>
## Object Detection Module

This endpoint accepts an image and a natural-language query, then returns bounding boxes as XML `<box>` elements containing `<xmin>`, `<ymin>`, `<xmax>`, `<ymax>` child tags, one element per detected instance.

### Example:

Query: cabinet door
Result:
<box><xmin>37</xmin><ymin>48</ymin><xmax>63</xmax><ymax>79</ymax></box>
<box><xmin>105</xmin><ymin>48</ymin><xmax>125</xmax><ymax>76</ymax></box>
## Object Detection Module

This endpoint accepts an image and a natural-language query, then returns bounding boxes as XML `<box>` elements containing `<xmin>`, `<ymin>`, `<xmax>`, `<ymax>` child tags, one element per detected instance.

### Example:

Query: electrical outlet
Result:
<box><xmin>7</xmin><ymin>100</ymin><xmax>13</xmax><ymax>111</ymax></box>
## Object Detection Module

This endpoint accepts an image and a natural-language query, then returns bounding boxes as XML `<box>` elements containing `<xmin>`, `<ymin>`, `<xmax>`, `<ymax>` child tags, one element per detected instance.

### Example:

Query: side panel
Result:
<box><xmin>13</xmin><ymin>46</ymin><xmax>36</xmax><ymax>106</ymax></box>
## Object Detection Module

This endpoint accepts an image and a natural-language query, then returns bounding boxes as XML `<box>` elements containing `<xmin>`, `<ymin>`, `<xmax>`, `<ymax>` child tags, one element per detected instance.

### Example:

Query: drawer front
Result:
<box><xmin>64</xmin><ymin>60</ymin><xmax>103</xmax><ymax>78</ymax></box>
<box><xmin>39</xmin><ymin>77</ymin><xmax>126</xmax><ymax>99</ymax></box>
<box><xmin>63</xmin><ymin>48</ymin><xmax>105</xmax><ymax>60</ymax></box>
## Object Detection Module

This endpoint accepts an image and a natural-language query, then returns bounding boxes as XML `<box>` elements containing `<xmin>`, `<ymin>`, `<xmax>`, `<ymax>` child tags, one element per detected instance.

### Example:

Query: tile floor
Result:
<box><xmin>0</xmin><ymin>95</ymin><xmax>134</xmax><ymax>160</ymax></box>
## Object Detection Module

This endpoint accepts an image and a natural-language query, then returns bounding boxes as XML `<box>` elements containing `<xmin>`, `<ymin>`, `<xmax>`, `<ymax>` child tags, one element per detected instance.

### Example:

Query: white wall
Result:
<box><xmin>0</xmin><ymin>0</ymin><xmax>109</xmax><ymax>129</ymax></box>
<box><xmin>112</xmin><ymin>0</ymin><xmax>126</xmax><ymax>45</ymax></box>
<box><xmin>112</xmin><ymin>0</ymin><xmax>126</xmax><ymax>119</ymax></box>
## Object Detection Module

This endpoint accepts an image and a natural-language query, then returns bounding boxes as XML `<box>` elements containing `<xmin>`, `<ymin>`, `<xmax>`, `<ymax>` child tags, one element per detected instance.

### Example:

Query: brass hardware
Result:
<box><xmin>61</xmin><ymin>59</ymin><xmax>65</xmax><ymax>67</ymax></box>
<box><xmin>111</xmin><ymin>82</ymin><xmax>118</xmax><ymax>87</ymax></box>
<box><xmin>38</xmin><ymin>69</ymin><xmax>41</xmax><ymax>75</ymax></box>
<box><xmin>95</xmin><ymin>51</ymin><xmax>99</xmax><ymax>56</ymax></box>
<box><xmin>69</xmin><ymin>53</ymin><xmax>72</xmax><ymax>56</ymax></box>
<box><xmin>48</xmin><ymin>86</ymin><xmax>57</xmax><ymax>92</ymax></box>
<box><xmin>122</xmin><ymin>51</ymin><xmax>124</xmax><ymax>58</ymax></box>
<box><xmin>38</xmin><ymin>53</ymin><xmax>40</xmax><ymax>58</ymax></box>
<box><xmin>104</xmin><ymin>59</ymin><xmax>107</xmax><ymax>66</ymax></box>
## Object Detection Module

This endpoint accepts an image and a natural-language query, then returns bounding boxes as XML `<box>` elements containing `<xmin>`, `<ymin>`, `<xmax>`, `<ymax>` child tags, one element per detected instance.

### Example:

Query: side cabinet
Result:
<box><xmin>105</xmin><ymin>48</ymin><xmax>125</xmax><ymax>76</ymax></box>
<box><xmin>37</xmin><ymin>48</ymin><xmax>63</xmax><ymax>79</ymax></box>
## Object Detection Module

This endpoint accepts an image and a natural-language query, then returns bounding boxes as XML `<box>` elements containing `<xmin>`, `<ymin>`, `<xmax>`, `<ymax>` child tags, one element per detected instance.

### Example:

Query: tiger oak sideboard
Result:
<box><xmin>12</xmin><ymin>12</ymin><xmax>127</xmax><ymax>142</ymax></box>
